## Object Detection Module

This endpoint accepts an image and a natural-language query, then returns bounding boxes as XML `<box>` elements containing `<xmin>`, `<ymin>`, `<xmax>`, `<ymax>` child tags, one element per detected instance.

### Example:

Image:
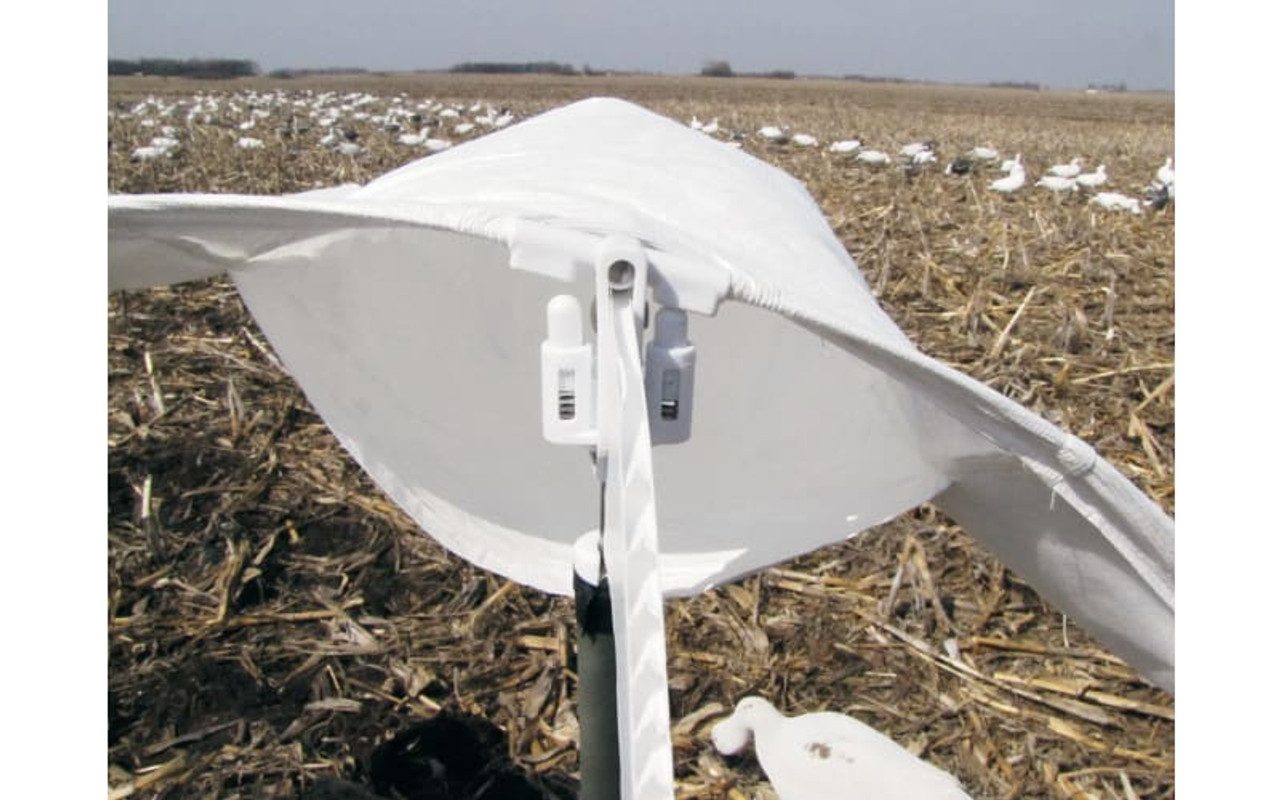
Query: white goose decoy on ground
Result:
<box><xmin>1075</xmin><ymin>164</ymin><xmax>1107</xmax><ymax>188</ymax></box>
<box><xmin>397</xmin><ymin>127</ymin><xmax>430</xmax><ymax>147</ymax></box>
<box><xmin>1035</xmin><ymin>174</ymin><xmax>1078</xmax><ymax>193</ymax></box>
<box><xmin>899</xmin><ymin>140</ymin><xmax>935</xmax><ymax>158</ymax></box>
<box><xmin>711</xmin><ymin>697</ymin><xmax>973</xmax><ymax>800</ymax></box>
<box><xmin>757</xmin><ymin>125</ymin><xmax>789</xmax><ymax>143</ymax></box>
<box><xmin>911</xmin><ymin>149</ymin><xmax>938</xmax><ymax>165</ymax></box>
<box><xmin>971</xmin><ymin>146</ymin><xmax>999</xmax><ymax>161</ymax></box>
<box><xmin>1048</xmin><ymin>157</ymin><xmax>1084</xmax><ymax>179</ymax></box>
<box><xmin>999</xmin><ymin>152</ymin><xmax>1022</xmax><ymax>173</ymax></box>
<box><xmin>791</xmin><ymin>133</ymin><xmax>819</xmax><ymax>147</ymax></box>
<box><xmin>1156</xmin><ymin>156</ymin><xmax>1174</xmax><ymax>187</ymax></box>
<box><xmin>129</xmin><ymin>145</ymin><xmax>170</xmax><ymax>161</ymax></box>
<box><xmin>989</xmin><ymin>163</ymin><xmax>1026</xmax><ymax>192</ymax></box>
<box><xmin>855</xmin><ymin>149</ymin><xmax>892</xmax><ymax>165</ymax></box>
<box><xmin>1092</xmin><ymin>191</ymin><xmax>1143</xmax><ymax>214</ymax></box>
<box><xmin>828</xmin><ymin>139</ymin><xmax>861</xmax><ymax>154</ymax></box>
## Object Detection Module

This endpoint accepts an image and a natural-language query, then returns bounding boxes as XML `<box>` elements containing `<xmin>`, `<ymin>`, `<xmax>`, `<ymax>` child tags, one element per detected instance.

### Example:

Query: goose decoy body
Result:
<box><xmin>989</xmin><ymin>164</ymin><xmax>1026</xmax><ymax>192</ymax></box>
<box><xmin>1035</xmin><ymin>175</ymin><xmax>1078</xmax><ymax>193</ymax></box>
<box><xmin>999</xmin><ymin>152</ymin><xmax>1022</xmax><ymax>173</ymax></box>
<box><xmin>1093</xmin><ymin>191</ymin><xmax>1143</xmax><ymax>214</ymax></box>
<box><xmin>1075</xmin><ymin>164</ymin><xmax>1107</xmax><ymax>188</ymax></box>
<box><xmin>1047</xmin><ymin>157</ymin><xmax>1083</xmax><ymax>178</ymax></box>
<box><xmin>711</xmin><ymin>697</ymin><xmax>973</xmax><ymax>800</ymax></box>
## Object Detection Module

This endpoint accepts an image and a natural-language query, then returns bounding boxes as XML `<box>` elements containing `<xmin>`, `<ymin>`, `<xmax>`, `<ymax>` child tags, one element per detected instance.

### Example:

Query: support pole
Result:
<box><xmin>573</xmin><ymin>531</ymin><xmax>620</xmax><ymax>800</ymax></box>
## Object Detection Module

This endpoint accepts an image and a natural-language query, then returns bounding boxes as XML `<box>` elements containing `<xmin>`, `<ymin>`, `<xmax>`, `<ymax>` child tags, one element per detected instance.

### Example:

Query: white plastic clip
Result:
<box><xmin>645</xmin><ymin>308</ymin><xmax>695</xmax><ymax>445</ymax></box>
<box><xmin>541</xmin><ymin>295</ymin><xmax>597</xmax><ymax>445</ymax></box>
<box><xmin>542</xmin><ymin>235</ymin><xmax>697</xmax><ymax>452</ymax></box>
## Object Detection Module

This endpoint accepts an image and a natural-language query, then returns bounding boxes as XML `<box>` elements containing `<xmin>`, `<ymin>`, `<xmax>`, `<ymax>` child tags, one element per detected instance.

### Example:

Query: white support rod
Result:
<box><xmin>595</xmin><ymin>244</ymin><xmax>676</xmax><ymax>800</ymax></box>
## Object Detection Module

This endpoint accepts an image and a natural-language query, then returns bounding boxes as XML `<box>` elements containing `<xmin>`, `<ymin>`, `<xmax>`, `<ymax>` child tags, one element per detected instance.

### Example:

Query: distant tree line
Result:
<box><xmin>699</xmin><ymin>61</ymin><xmax>794</xmax><ymax>79</ymax></box>
<box><xmin>988</xmin><ymin>81</ymin><xmax>1043</xmax><ymax>91</ymax></box>
<box><xmin>267</xmin><ymin>67</ymin><xmax>370</xmax><ymax>78</ymax></box>
<box><xmin>842</xmin><ymin>73</ymin><xmax>912</xmax><ymax>84</ymax></box>
<box><xmin>449</xmin><ymin>61</ymin><xmax>577</xmax><ymax>75</ymax></box>
<box><xmin>1087</xmin><ymin>82</ymin><xmax>1127</xmax><ymax>93</ymax></box>
<box><xmin>109</xmin><ymin>58</ymin><xmax>260</xmax><ymax>79</ymax></box>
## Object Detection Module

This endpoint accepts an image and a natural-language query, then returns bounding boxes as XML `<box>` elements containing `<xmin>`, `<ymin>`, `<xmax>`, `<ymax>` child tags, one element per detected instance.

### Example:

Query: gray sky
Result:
<box><xmin>108</xmin><ymin>0</ymin><xmax>1173</xmax><ymax>90</ymax></box>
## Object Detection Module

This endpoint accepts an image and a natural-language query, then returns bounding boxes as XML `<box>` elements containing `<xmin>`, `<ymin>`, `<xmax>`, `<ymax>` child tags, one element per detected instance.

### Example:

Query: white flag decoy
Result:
<box><xmin>711</xmin><ymin>697</ymin><xmax>973</xmax><ymax>799</ymax></box>
<box><xmin>109</xmin><ymin>96</ymin><xmax>1174</xmax><ymax>795</ymax></box>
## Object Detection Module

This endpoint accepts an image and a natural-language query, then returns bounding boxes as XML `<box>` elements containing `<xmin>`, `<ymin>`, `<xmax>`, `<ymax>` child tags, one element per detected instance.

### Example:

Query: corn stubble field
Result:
<box><xmin>108</xmin><ymin>74</ymin><xmax>1174</xmax><ymax>799</ymax></box>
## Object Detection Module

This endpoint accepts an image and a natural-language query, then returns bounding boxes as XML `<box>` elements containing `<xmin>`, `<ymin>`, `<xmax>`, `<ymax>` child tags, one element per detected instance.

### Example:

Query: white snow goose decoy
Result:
<box><xmin>711</xmin><ymin>697</ymin><xmax>973</xmax><ymax>800</ymax></box>
<box><xmin>970</xmin><ymin>146</ymin><xmax>999</xmax><ymax>161</ymax></box>
<box><xmin>1156</xmin><ymin>156</ymin><xmax>1174</xmax><ymax>187</ymax></box>
<box><xmin>1075</xmin><ymin>164</ymin><xmax>1107</xmax><ymax>188</ymax></box>
<box><xmin>1035</xmin><ymin>174</ymin><xmax>1078</xmax><ymax>193</ymax></box>
<box><xmin>828</xmin><ymin>139</ymin><xmax>861</xmax><ymax>154</ymax></box>
<box><xmin>1047</xmin><ymin>157</ymin><xmax>1084</xmax><ymax>179</ymax></box>
<box><xmin>899</xmin><ymin>140</ymin><xmax>936</xmax><ymax>158</ymax></box>
<box><xmin>1093</xmin><ymin>191</ymin><xmax>1143</xmax><ymax>214</ymax></box>
<box><xmin>757</xmin><ymin>125</ymin><xmax>789</xmax><ymax>143</ymax></box>
<box><xmin>999</xmin><ymin>152</ymin><xmax>1022</xmax><ymax>173</ymax></box>
<box><xmin>989</xmin><ymin>164</ymin><xmax>1026</xmax><ymax>192</ymax></box>
<box><xmin>855</xmin><ymin>149</ymin><xmax>892</xmax><ymax>165</ymax></box>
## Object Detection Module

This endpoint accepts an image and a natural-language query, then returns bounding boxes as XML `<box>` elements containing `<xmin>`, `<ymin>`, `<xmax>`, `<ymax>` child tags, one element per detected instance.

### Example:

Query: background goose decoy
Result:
<box><xmin>1143</xmin><ymin>182</ymin><xmax>1173</xmax><ymax>210</ymax></box>
<box><xmin>1075</xmin><ymin>164</ymin><xmax>1108</xmax><ymax>188</ymax></box>
<box><xmin>899</xmin><ymin>139</ymin><xmax>937</xmax><ymax>158</ymax></box>
<box><xmin>1035</xmin><ymin>174</ymin><xmax>1078</xmax><ymax>193</ymax></box>
<box><xmin>989</xmin><ymin>163</ymin><xmax>1026</xmax><ymax>192</ymax></box>
<box><xmin>1047</xmin><ymin>156</ymin><xmax>1084</xmax><ymax>178</ymax></box>
<box><xmin>999</xmin><ymin>152</ymin><xmax>1023</xmax><ymax>172</ymax></box>
<box><xmin>711</xmin><ymin>697</ymin><xmax>973</xmax><ymax>799</ymax></box>
<box><xmin>855</xmin><ymin>148</ymin><xmax>892</xmax><ymax>165</ymax></box>
<box><xmin>1092</xmin><ymin>191</ymin><xmax>1143</xmax><ymax>214</ymax></box>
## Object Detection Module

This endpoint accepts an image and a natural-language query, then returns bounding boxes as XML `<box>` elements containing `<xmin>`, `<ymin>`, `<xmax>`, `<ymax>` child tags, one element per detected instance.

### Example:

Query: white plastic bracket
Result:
<box><xmin>541</xmin><ymin>235</ymin><xmax>696</xmax><ymax>450</ymax></box>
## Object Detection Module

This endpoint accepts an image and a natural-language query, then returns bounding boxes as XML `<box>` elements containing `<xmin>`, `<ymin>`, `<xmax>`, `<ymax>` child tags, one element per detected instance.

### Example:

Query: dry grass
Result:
<box><xmin>108</xmin><ymin>74</ymin><xmax>1173</xmax><ymax>799</ymax></box>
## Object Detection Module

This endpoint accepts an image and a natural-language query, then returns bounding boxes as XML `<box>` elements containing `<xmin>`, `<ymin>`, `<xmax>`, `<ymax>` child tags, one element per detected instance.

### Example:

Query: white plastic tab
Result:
<box><xmin>646</xmin><ymin>308</ymin><xmax>696</xmax><ymax>445</ymax></box>
<box><xmin>541</xmin><ymin>294</ymin><xmax>597</xmax><ymax>445</ymax></box>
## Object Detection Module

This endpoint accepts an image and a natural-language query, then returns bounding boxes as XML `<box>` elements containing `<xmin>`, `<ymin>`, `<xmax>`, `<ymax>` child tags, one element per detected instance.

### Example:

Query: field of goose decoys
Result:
<box><xmin>108</xmin><ymin>73</ymin><xmax>1173</xmax><ymax>800</ymax></box>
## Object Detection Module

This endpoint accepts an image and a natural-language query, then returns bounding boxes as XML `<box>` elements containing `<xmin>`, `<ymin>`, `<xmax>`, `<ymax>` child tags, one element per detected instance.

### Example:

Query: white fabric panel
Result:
<box><xmin>107</xmin><ymin>97</ymin><xmax>1173</xmax><ymax>692</ymax></box>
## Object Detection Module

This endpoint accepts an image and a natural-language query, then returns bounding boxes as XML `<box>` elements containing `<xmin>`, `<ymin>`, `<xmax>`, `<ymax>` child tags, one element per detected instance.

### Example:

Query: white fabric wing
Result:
<box><xmin>108</xmin><ymin>98</ymin><xmax>1173</xmax><ymax>693</ymax></box>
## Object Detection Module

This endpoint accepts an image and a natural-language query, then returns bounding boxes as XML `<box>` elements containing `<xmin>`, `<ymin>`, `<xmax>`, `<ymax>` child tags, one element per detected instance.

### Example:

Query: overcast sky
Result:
<box><xmin>108</xmin><ymin>0</ymin><xmax>1174</xmax><ymax>90</ymax></box>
